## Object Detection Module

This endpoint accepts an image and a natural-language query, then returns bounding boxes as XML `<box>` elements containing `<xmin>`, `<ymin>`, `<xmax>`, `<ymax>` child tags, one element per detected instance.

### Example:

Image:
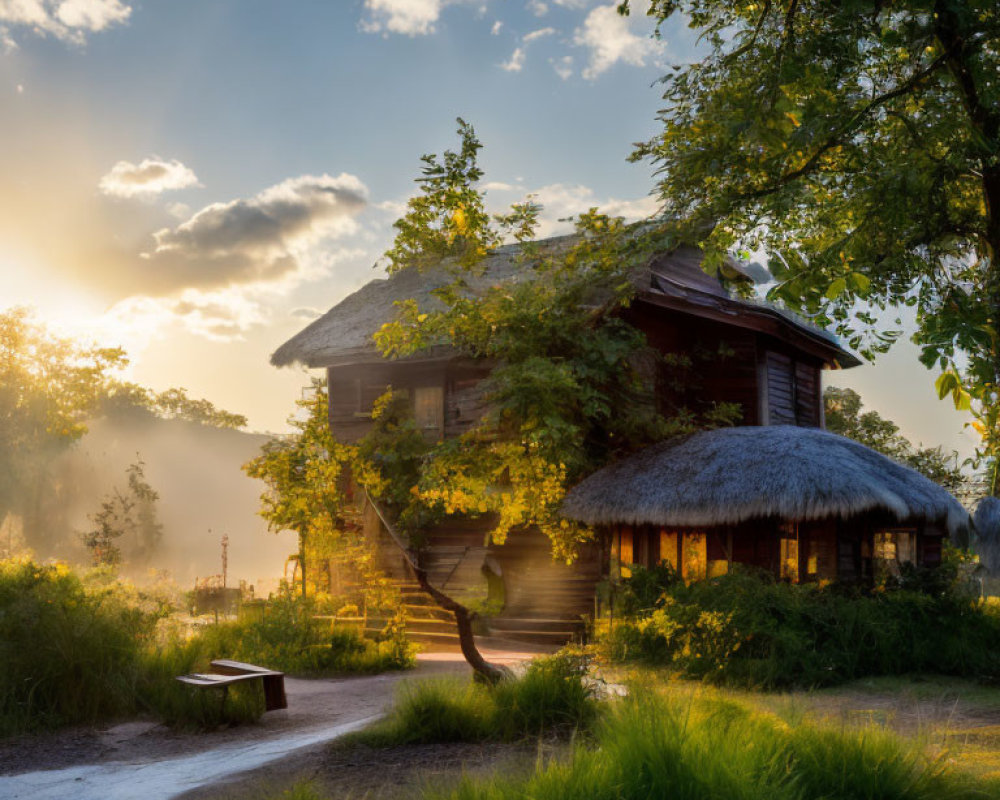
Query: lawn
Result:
<box><xmin>187</xmin><ymin>669</ymin><xmax>1000</xmax><ymax>800</ymax></box>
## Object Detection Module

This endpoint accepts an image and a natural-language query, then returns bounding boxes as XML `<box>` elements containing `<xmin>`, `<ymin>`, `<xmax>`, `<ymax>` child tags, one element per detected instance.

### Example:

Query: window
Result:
<box><xmin>761</xmin><ymin>351</ymin><xmax>820</xmax><ymax>427</ymax></box>
<box><xmin>413</xmin><ymin>386</ymin><xmax>444</xmax><ymax>435</ymax></box>
<box><xmin>874</xmin><ymin>529</ymin><xmax>916</xmax><ymax>566</ymax></box>
<box><xmin>779</xmin><ymin>522</ymin><xmax>799</xmax><ymax>581</ymax></box>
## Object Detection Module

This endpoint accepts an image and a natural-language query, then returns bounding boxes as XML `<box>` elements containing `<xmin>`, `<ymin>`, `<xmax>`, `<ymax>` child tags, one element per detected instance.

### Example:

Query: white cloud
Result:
<box><xmin>500</xmin><ymin>46</ymin><xmax>525</xmax><ymax>72</ymax></box>
<box><xmin>290</xmin><ymin>306</ymin><xmax>324</xmax><ymax>320</ymax></box>
<box><xmin>141</xmin><ymin>173</ymin><xmax>369</xmax><ymax>294</ymax></box>
<box><xmin>99</xmin><ymin>157</ymin><xmax>200</xmax><ymax>199</ymax></box>
<box><xmin>482</xmin><ymin>181</ymin><xmax>520</xmax><ymax>192</ymax></box>
<box><xmin>499</xmin><ymin>26</ymin><xmax>556</xmax><ymax>73</ymax></box>
<box><xmin>525</xmin><ymin>182</ymin><xmax>659</xmax><ymax>238</ymax></box>
<box><xmin>361</xmin><ymin>0</ymin><xmax>445</xmax><ymax>36</ymax></box>
<box><xmin>523</xmin><ymin>26</ymin><xmax>555</xmax><ymax>42</ymax></box>
<box><xmin>573</xmin><ymin>3</ymin><xmax>663</xmax><ymax>80</ymax></box>
<box><xmin>0</xmin><ymin>0</ymin><xmax>130</xmax><ymax>44</ymax></box>
<box><xmin>166</xmin><ymin>201</ymin><xmax>191</xmax><ymax>220</ymax></box>
<box><xmin>490</xmin><ymin>19</ymin><xmax>502</xmax><ymax>34</ymax></box>
<box><xmin>551</xmin><ymin>54</ymin><xmax>573</xmax><ymax>79</ymax></box>
<box><xmin>526</xmin><ymin>0</ymin><xmax>547</xmax><ymax>15</ymax></box>
<box><xmin>552</xmin><ymin>0</ymin><xmax>589</xmax><ymax>7</ymax></box>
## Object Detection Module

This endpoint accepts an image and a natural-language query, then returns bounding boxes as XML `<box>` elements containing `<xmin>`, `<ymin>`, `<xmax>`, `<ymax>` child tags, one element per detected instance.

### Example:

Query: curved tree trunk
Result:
<box><xmin>365</xmin><ymin>491</ymin><xmax>509</xmax><ymax>684</ymax></box>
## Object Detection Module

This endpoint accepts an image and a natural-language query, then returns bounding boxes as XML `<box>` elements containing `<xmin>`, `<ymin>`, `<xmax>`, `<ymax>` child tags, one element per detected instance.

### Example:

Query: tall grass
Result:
<box><xmin>196</xmin><ymin>593</ymin><xmax>414</xmax><ymax>676</ymax></box>
<box><xmin>351</xmin><ymin>652</ymin><xmax>598</xmax><ymax>747</ymax></box>
<box><xmin>602</xmin><ymin>568</ymin><xmax>1000</xmax><ymax>689</ymax></box>
<box><xmin>436</xmin><ymin>691</ymin><xmax>991</xmax><ymax>800</ymax></box>
<box><xmin>0</xmin><ymin>558</ymin><xmax>413</xmax><ymax>736</ymax></box>
<box><xmin>0</xmin><ymin>559</ymin><xmax>159</xmax><ymax>734</ymax></box>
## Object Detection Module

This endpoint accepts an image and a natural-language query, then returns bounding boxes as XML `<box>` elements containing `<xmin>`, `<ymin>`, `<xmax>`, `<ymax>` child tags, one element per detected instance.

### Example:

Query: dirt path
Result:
<box><xmin>0</xmin><ymin>645</ymin><xmax>547</xmax><ymax>800</ymax></box>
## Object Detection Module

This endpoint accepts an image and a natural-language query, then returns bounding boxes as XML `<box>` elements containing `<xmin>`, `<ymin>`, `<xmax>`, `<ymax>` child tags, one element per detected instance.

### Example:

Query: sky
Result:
<box><xmin>0</xmin><ymin>0</ymin><xmax>979</xmax><ymax>464</ymax></box>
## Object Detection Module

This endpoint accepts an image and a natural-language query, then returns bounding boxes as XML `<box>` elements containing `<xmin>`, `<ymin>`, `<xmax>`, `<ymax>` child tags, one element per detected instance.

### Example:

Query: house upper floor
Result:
<box><xmin>272</xmin><ymin>236</ymin><xmax>861</xmax><ymax>443</ymax></box>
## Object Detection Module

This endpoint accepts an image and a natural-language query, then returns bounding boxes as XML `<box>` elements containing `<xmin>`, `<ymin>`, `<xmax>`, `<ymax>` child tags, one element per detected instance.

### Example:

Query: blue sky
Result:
<box><xmin>0</xmin><ymin>0</ymin><xmax>976</xmax><ymax>462</ymax></box>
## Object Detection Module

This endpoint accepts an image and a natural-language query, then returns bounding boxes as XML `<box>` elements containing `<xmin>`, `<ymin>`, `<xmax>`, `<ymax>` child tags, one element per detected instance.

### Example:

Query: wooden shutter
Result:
<box><xmin>794</xmin><ymin>362</ymin><xmax>820</xmax><ymax>427</ymax></box>
<box><xmin>766</xmin><ymin>352</ymin><xmax>796</xmax><ymax>425</ymax></box>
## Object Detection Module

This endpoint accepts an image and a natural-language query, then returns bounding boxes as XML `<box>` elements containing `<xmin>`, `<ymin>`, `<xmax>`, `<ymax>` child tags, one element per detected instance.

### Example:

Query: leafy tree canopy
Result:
<box><xmin>619</xmin><ymin>0</ymin><xmax>1000</xmax><ymax>483</ymax></box>
<box><xmin>0</xmin><ymin>308</ymin><xmax>126</xmax><ymax>523</ymax></box>
<box><xmin>824</xmin><ymin>386</ymin><xmax>964</xmax><ymax>491</ymax></box>
<box><xmin>370</xmin><ymin>120</ymin><xmax>739</xmax><ymax>556</ymax></box>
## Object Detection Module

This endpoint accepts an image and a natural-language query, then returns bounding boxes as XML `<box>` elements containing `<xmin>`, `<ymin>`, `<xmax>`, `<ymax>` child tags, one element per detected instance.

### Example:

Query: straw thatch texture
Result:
<box><xmin>562</xmin><ymin>425</ymin><xmax>969</xmax><ymax>535</ymax></box>
<box><xmin>974</xmin><ymin>496</ymin><xmax>1000</xmax><ymax>573</ymax></box>
<box><xmin>270</xmin><ymin>235</ymin><xmax>855</xmax><ymax>368</ymax></box>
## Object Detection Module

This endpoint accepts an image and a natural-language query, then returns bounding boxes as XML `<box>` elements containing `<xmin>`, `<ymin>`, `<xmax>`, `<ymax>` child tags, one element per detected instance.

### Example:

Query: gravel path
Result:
<box><xmin>0</xmin><ymin>645</ymin><xmax>547</xmax><ymax>800</ymax></box>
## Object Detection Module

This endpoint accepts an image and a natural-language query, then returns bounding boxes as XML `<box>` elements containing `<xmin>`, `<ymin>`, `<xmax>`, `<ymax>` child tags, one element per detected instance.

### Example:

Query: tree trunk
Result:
<box><xmin>299</xmin><ymin>532</ymin><xmax>308</xmax><ymax>600</ymax></box>
<box><xmin>364</xmin><ymin>492</ymin><xmax>509</xmax><ymax>684</ymax></box>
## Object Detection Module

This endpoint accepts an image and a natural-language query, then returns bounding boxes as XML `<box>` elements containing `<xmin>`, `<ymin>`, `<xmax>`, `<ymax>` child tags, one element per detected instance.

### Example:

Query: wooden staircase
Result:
<box><xmin>345</xmin><ymin>495</ymin><xmax>599</xmax><ymax>648</ymax></box>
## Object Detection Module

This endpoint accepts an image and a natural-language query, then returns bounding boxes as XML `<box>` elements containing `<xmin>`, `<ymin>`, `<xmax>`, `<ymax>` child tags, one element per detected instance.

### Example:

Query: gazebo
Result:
<box><xmin>562</xmin><ymin>426</ymin><xmax>969</xmax><ymax>583</ymax></box>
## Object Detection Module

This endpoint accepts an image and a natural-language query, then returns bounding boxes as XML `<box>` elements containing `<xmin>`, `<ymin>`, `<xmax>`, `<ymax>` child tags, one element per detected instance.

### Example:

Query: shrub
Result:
<box><xmin>600</xmin><ymin>568</ymin><xmax>1000</xmax><ymax>689</ymax></box>
<box><xmin>0</xmin><ymin>559</ymin><xmax>161</xmax><ymax>734</ymax></box>
<box><xmin>196</xmin><ymin>602</ymin><xmax>415</xmax><ymax>676</ymax></box>
<box><xmin>351</xmin><ymin>652</ymin><xmax>598</xmax><ymax>746</ymax></box>
<box><xmin>0</xmin><ymin>559</ymin><xmax>414</xmax><ymax>736</ymax></box>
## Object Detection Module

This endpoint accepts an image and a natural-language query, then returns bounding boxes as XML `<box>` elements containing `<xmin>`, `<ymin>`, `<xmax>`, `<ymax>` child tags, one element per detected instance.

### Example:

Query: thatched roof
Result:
<box><xmin>561</xmin><ymin>425</ymin><xmax>969</xmax><ymax>535</ymax></box>
<box><xmin>271</xmin><ymin>235</ymin><xmax>860</xmax><ymax>368</ymax></box>
<box><xmin>974</xmin><ymin>496</ymin><xmax>1000</xmax><ymax>572</ymax></box>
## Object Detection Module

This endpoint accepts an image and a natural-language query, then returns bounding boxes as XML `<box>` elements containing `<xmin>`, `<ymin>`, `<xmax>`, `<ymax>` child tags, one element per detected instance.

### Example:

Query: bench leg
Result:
<box><xmin>262</xmin><ymin>675</ymin><xmax>287</xmax><ymax>711</ymax></box>
<box><xmin>219</xmin><ymin>684</ymin><xmax>229</xmax><ymax>719</ymax></box>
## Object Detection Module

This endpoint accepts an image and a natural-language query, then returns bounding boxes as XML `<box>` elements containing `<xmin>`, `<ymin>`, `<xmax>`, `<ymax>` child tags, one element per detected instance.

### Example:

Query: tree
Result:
<box><xmin>824</xmin><ymin>386</ymin><xmax>964</xmax><ymax>491</ymax></box>
<box><xmin>98</xmin><ymin>383</ymin><xmax>247</xmax><ymax>429</ymax></box>
<box><xmin>619</xmin><ymin>1</ymin><xmax>1000</xmax><ymax>486</ymax></box>
<box><xmin>0</xmin><ymin>308</ymin><xmax>127</xmax><ymax>550</ymax></box>
<box><xmin>243</xmin><ymin>380</ymin><xmax>355</xmax><ymax>600</ymax></box>
<box><xmin>80</xmin><ymin>456</ymin><xmax>162</xmax><ymax>567</ymax></box>
<box><xmin>358</xmin><ymin>120</ymin><xmax>741</xmax><ymax>680</ymax></box>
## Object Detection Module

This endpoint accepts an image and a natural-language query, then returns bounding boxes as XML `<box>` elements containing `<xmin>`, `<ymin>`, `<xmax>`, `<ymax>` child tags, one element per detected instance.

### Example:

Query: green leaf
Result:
<box><xmin>824</xmin><ymin>278</ymin><xmax>847</xmax><ymax>300</ymax></box>
<box><xmin>935</xmin><ymin>371</ymin><xmax>958</xmax><ymax>400</ymax></box>
<box><xmin>847</xmin><ymin>273</ymin><xmax>870</xmax><ymax>293</ymax></box>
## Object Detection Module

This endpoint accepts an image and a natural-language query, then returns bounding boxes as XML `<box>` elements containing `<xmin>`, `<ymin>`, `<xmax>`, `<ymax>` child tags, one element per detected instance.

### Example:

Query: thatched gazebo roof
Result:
<box><xmin>562</xmin><ymin>426</ymin><xmax>969</xmax><ymax>536</ymax></box>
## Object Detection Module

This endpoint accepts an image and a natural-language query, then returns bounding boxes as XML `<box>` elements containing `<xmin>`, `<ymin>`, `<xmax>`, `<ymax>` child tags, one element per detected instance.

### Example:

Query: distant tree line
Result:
<box><xmin>0</xmin><ymin>307</ymin><xmax>246</xmax><ymax>559</ymax></box>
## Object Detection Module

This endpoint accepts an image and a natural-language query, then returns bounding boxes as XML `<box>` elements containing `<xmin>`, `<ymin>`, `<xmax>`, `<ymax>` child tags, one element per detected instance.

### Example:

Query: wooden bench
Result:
<box><xmin>176</xmin><ymin>659</ymin><xmax>287</xmax><ymax>713</ymax></box>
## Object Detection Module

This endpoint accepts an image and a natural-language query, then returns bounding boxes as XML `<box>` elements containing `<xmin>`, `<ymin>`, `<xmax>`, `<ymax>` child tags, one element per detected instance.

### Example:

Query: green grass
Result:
<box><xmin>348</xmin><ymin>652</ymin><xmax>598</xmax><ymax>747</ymax></box>
<box><xmin>433</xmin><ymin>690</ymin><xmax>997</xmax><ymax>800</ymax></box>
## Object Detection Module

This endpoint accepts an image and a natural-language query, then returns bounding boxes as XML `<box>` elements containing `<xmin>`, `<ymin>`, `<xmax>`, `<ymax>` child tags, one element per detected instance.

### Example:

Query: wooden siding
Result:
<box><xmin>327</xmin><ymin>359</ymin><xmax>491</xmax><ymax>443</ymax></box>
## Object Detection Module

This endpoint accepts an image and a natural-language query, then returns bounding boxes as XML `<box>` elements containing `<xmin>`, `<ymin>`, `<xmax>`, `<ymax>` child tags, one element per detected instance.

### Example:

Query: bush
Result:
<box><xmin>0</xmin><ymin>559</ymin><xmax>162</xmax><ymax>734</ymax></box>
<box><xmin>196</xmin><ymin>592</ymin><xmax>415</xmax><ymax>676</ymax></box>
<box><xmin>601</xmin><ymin>568</ymin><xmax>1000</xmax><ymax>689</ymax></box>
<box><xmin>0</xmin><ymin>559</ymin><xmax>415</xmax><ymax>736</ymax></box>
<box><xmin>352</xmin><ymin>652</ymin><xmax>598</xmax><ymax>746</ymax></box>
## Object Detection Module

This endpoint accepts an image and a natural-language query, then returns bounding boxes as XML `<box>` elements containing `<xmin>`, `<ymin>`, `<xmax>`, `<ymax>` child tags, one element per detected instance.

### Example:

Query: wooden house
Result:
<box><xmin>272</xmin><ymin>235</ymin><xmax>966</xmax><ymax>641</ymax></box>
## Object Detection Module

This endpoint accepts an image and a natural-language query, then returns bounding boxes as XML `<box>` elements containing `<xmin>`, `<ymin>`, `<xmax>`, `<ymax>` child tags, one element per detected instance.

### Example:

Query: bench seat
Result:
<box><xmin>176</xmin><ymin>660</ymin><xmax>287</xmax><ymax>711</ymax></box>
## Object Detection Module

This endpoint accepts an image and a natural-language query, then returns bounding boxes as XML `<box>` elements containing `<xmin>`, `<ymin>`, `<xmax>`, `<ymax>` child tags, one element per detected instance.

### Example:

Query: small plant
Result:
<box><xmin>351</xmin><ymin>652</ymin><xmax>597</xmax><ymax>747</ymax></box>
